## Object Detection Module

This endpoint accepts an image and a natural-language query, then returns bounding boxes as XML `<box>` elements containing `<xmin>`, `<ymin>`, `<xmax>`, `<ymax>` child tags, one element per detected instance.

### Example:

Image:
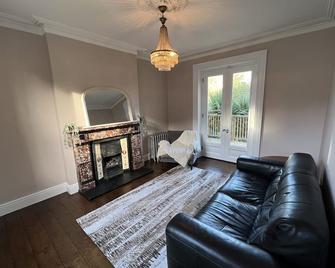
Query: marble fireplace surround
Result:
<box><xmin>73</xmin><ymin>121</ymin><xmax>144</xmax><ymax>193</ymax></box>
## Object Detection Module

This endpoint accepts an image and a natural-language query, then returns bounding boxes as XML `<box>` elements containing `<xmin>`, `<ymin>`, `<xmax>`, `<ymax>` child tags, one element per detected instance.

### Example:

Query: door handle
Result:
<box><xmin>222</xmin><ymin>129</ymin><xmax>230</xmax><ymax>134</ymax></box>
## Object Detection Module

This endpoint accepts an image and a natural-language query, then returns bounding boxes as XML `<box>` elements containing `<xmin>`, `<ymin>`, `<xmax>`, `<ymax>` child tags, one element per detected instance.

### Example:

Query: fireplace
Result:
<box><xmin>92</xmin><ymin>136</ymin><xmax>128</xmax><ymax>180</ymax></box>
<box><xmin>72</xmin><ymin>121</ymin><xmax>153</xmax><ymax>200</ymax></box>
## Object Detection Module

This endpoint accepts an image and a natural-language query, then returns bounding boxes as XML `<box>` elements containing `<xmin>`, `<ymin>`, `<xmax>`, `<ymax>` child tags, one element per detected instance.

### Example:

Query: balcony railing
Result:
<box><xmin>208</xmin><ymin>114</ymin><xmax>221</xmax><ymax>138</ymax></box>
<box><xmin>208</xmin><ymin>113</ymin><xmax>248</xmax><ymax>143</ymax></box>
<box><xmin>231</xmin><ymin>115</ymin><xmax>248</xmax><ymax>143</ymax></box>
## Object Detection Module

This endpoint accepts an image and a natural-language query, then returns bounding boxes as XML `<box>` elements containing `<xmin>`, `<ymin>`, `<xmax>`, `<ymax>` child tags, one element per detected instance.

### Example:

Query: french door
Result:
<box><xmin>200</xmin><ymin>64</ymin><xmax>260</xmax><ymax>162</ymax></box>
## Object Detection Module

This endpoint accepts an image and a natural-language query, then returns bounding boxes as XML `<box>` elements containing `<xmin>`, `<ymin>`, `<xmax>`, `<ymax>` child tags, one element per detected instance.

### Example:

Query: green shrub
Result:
<box><xmin>207</xmin><ymin>72</ymin><xmax>251</xmax><ymax>115</ymax></box>
<box><xmin>232</xmin><ymin>97</ymin><xmax>249</xmax><ymax>115</ymax></box>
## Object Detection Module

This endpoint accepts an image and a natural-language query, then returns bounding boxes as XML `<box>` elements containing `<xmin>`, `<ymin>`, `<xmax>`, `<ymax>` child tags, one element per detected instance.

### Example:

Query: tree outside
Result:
<box><xmin>208</xmin><ymin>75</ymin><xmax>223</xmax><ymax>114</ymax></box>
<box><xmin>207</xmin><ymin>72</ymin><xmax>251</xmax><ymax>142</ymax></box>
<box><xmin>207</xmin><ymin>72</ymin><xmax>251</xmax><ymax>115</ymax></box>
<box><xmin>231</xmin><ymin>71</ymin><xmax>251</xmax><ymax>116</ymax></box>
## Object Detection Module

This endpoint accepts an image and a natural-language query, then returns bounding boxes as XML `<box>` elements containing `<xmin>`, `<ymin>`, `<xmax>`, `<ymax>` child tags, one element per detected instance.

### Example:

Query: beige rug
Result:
<box><xmin>77</xmin><ymin>166</ymin><xmax>230</xmax><ymax>268</ymax></box>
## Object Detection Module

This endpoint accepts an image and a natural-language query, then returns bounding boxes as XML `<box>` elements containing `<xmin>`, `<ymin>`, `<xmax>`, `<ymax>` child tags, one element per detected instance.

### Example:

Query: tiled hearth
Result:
<box><xmin>72</xmin><ymin>121</ymin><xmax>151</xmax><ymax>199</ymax></box>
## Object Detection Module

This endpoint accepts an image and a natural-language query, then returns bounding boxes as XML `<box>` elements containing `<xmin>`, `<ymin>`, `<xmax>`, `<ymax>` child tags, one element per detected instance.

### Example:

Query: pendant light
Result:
<box><xmin>150</xmin><ymin>5</ymin><xmax>179</xmax><ymax>71</ymax></box>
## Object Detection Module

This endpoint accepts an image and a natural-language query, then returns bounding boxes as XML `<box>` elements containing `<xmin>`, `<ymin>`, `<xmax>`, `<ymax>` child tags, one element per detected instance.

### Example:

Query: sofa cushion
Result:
<box><xmin>218</xmin><ymin>170</ymin><xmax>273</xmax><ymax>206</ymax></box>
<box><xmin>248</xmin><ymin>173</ymin><xmax>329</xmax><ymax>268</ymax></box>
<box><xmin>249</xmin><ymin>153</ymin><xmax>317</xmax><ymax>238</ymax></box>
<box><xmin>249</xmin><ymin>175</ymin><xmax>281</xmax><ymax>230</ymax></box>
<box><xmin>195</xmin><ymin>192</ymin><xmax>259</xmax><ymax>241</ymax></box>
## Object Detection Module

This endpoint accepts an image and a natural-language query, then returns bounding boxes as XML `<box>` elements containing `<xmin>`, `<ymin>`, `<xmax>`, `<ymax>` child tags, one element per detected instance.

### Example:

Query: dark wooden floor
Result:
<box><xmin>0</xmin><ymin>157</ymin><xmax>235</xmax><ymax>268</ymax></box>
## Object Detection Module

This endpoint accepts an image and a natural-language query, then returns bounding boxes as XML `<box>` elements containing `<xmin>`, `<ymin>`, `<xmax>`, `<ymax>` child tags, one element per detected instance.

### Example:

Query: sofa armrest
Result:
<box><xmin>237</xmin><ymin>156</ymin><xmax>285</xmax><ymax>179</ymax></box>
<box><xmin>166</xmin><ymin>213</ymin><xmax>282</xmax><ymax>268</ymax></box>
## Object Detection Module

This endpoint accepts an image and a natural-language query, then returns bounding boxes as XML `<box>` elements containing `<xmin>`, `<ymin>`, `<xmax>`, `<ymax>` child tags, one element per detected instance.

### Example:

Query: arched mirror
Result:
<box><xmin>84</xmin><ymin>88</ymin><xmax>133</xmax><ymax>126</ymax></box>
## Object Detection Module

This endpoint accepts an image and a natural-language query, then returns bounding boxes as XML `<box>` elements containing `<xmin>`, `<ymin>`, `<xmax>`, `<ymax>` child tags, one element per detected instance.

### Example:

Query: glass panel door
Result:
<box><xmin>230</xmin><ymin>71</ymin><xmax>252</xmax><ymax>148</ymax></box>
<box><xmin>200</xmin><ymin>69</ymin><xmax>227</xmax><ymax>160</ymax></box>
<box><xmin>201</xmin><ymin>65</ymin><xmax>258</xmax><ymax>161</ymax></box>
<box><xmin>198</xmin><ymin>51</ymin><xmax>266</xmax><ymax>163</ymax></box>
<box><xmin>207</xmin><ymin>75</ymin><xmax>223</xmax><ymax>144</ymax></box>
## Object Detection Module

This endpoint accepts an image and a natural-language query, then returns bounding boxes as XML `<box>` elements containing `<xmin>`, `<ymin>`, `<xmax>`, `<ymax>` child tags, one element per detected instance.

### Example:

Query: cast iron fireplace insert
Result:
<box><xmin>92</xmin><ymin>137</ymin><xmax>125</xmax><ymax>181</ymax></box>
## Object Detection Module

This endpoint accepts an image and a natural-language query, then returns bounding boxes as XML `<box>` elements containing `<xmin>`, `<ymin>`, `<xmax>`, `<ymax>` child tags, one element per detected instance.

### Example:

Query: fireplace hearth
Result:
<box><xmin>72</xmin><ymin>121</ymin><xmax>153</xmax><ymax>200</ymax></box>
<box><xmin>80</xmin><ymin>167</ymin><xmax>153</xmax><ymax>200</ymax></box>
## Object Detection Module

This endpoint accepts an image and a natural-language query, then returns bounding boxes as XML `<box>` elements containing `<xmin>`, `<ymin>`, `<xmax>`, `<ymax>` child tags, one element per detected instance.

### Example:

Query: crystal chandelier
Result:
<box><xmin>150</xmin><ymin>5</ymin><xmax>179</xmax><ymax>71</ymax></box>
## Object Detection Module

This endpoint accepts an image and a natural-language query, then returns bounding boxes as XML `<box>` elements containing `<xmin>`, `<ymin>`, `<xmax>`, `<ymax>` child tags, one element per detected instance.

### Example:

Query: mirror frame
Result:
<box><xmin>82</xmin><ymin>87</ymin><xmax>134</xmax><ymax>127</ymax></box>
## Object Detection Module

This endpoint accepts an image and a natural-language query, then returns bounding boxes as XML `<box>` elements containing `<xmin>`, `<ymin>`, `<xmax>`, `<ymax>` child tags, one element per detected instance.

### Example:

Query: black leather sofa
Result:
<box><xmin>166</xmin><ymin>153</ymin><xmax>329</xmax><ymax>268</ymax></box>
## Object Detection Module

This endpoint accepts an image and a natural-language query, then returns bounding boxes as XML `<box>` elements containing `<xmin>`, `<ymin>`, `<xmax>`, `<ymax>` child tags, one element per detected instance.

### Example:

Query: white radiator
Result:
<box><xmin>149</xmin><ymin>132</ymin><xmax>169</xmax><ymax>161</ymax></box>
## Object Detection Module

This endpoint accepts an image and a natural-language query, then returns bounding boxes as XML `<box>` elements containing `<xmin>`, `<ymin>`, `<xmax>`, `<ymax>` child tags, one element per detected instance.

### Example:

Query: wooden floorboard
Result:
<box><xmin>5</xmin><ymin>212</ymin><xmax>39</xmax><ymax>268</ymax></box>
<box><xmin>0</xmin><ymin>158</ymin><xmax>235</xmax><ymax>268</ymax></box>
<box><xmin>0</xmin><ymin>217</ymin><xmax>14</xmax><ymax>267</ymax></box>
<box><xmin>19</xmin><ymin>207</ymin><xmax>64</xmax><ymax>268</ymax></box>
<box><xmin>32</xmin><ymin>201</ymin><xmax>89</xmax><ymax>268</ymax></box>
<box><xmin>46</xmin><ymin>195</ymin><xmax>111</xmax><ymax>267</ymax></box>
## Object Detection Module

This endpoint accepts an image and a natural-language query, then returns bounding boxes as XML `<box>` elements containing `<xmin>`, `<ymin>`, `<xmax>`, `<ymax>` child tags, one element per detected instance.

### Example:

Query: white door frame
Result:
<box><xmin>193</xmin><ymin>50</ymin><xmax>267</xmax><ymax>162</ymax></box>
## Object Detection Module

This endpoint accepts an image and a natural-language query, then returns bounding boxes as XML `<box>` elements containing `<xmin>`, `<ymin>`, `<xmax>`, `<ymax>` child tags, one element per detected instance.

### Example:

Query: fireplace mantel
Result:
<box><xmin>72</xmin><ymin>120</ymin><xmax>144</xmax><ymax>193</ymax></box>
<box><xmin>79</xmin><ymin>120</ymin><xmax>140</xmax><ymax>133</ymax></box>
<box><xmin>75</xmin><ymin>120</ymin><xmax>141</xmax><ymax>145</ymax></box>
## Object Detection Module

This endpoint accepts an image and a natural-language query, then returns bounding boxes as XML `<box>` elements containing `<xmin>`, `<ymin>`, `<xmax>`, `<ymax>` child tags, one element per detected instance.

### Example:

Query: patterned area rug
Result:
<box><xmin>77</xmin><ymin>166</ymin><xmax>230</xmax><ymax>268</ymax></box>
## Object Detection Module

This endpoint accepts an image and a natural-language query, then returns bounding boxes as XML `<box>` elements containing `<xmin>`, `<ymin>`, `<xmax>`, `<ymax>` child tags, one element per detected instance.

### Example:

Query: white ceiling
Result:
<box><xmin>0</xmin><ymin>0</ymin><xmax>333</xmax><ymax>57</ymax></box>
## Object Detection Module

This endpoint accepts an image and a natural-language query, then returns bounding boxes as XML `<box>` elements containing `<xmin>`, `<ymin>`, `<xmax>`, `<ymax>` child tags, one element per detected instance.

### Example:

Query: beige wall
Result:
<box><xmin>0</xmin><ymin>28</ymin><xmax>167</xmax><ymax>204</ymax></box>
<box><xmin>319</xmin><ymin>68</ymin><xmax>335</xmax><ymax>207</ymax></box>
<box><xmin>137</xmin><ymin>59</ymin><xmax>168</xmax><ymax>154</ymax></box>
<box><xmin>167</xmin><ymin>27</ymin><xmax>335</xmax><ymax>161</ymax></box>
<box><xmin>45</xmin><ymin>34</ymin><xmax>141</xmax><ymax>184</ymax></box>
<box><xmin>138</xmin><ymin>59</ymin><xmax>168</xmax><ymax>131</ymax></box>
<box><xmin>0</xmin><ymin>27</ymin><xmax>167</xmax><ymax>204</ymax></box>
<box><xmin>0</xmin><ymin>27</ymin><xmax>66</xmax><ymax>203</ymax></box>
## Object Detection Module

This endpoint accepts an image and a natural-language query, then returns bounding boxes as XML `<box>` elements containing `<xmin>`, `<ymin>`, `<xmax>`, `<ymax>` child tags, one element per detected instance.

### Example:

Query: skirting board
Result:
<box><xmin>67</xmin><ymin>182</ymin><xmax>79</xmax><ymax>195</ymax></box>
<box><xmin>0</xmin><ymin>182</ymin><xmax>79</xmax><ymax>217</ymax></box>
<box><xmin>0</xmin><ymin>154</ymin><xmax>151</xmax><ymax>217</ymax></box>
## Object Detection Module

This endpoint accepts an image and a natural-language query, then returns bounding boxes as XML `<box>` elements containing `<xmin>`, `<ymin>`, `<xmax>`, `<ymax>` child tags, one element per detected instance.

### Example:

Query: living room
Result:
<box><xmin>0</xmin><ymin>1</ymin><xmax>335</xmax><ymax>267</ymax></box>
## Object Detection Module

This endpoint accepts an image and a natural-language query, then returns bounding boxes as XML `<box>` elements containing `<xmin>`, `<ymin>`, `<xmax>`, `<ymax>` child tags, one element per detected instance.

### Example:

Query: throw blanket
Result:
<box><xmin>157</xmin><ymin>130</ymin><xmax>200</xmax><ymax>167</ymax></box>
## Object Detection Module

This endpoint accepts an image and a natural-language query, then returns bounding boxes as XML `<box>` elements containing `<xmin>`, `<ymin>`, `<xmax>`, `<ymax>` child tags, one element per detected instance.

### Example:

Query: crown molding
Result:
<box><xmin>328</xmin><ymin>0</ymin><xmax>335</xmax><ymax>19</ymax></box>
<box><xmin>110</xmin><ymin>95</ymin><xmax>126</xmax><ymax>110</ymax></box>
<box><xmin>32</xmin><ymin>16</ymin><xmax>144</xmax><ymax>55</ymax></box>
<box><xmin>0</xmin><ymin>11</ymin><xmax>144</xmax><ymax>55</ymax></box>
<box><xmin>180</xmin><ymin>18</ymin><xmax>335</xmax><ymax>62</ymax></box>
<box><xmin>1</xmin><ymin>10</ymin><xmax>334</xmax><ymax>62</ymax></box>
<box><xmin>0</xmin><ymin>11</ymin><xmax>43</xmax><ymax>35</ymax></box>
<box><xmin>136</xmin><ymin>51</ymin><xmax>151</xmax><ymax>61</ymax></box>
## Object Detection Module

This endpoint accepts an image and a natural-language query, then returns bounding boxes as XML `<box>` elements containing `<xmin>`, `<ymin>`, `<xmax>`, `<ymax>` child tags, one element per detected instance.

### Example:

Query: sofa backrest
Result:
<box><xmin>168</xmin><ymin>131</ymin><xmax>183</xmax><ymax>143</ymax></box>
<box><xmin>281</xmin><ymin>153</ymin><xmax>317</xmax><ymax>178</ymax></box>
<box><xmin>249</xmin><ymin>153</ymin><xmax>329</xmax><ymax>268</ymax></box>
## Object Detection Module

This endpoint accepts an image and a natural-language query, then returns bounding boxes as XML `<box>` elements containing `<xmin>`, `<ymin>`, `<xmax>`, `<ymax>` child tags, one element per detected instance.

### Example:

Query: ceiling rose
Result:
<box><xmin>138</xmin><ymin>0</ymin><xmax>188</xmax><ymax>12</ymax></box>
